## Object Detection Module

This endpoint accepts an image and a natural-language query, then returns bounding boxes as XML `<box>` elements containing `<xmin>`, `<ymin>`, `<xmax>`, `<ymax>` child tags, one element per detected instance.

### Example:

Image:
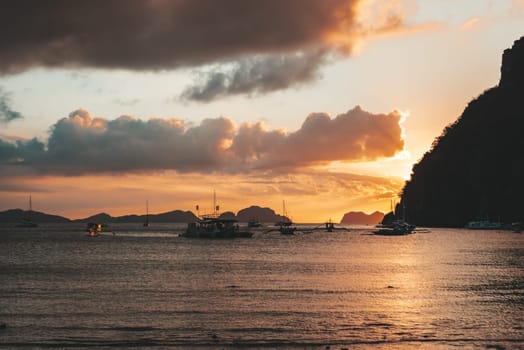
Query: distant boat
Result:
<box><xmin>17</xmin><ymin>195</ymin><xmax>38</xmax><ymax>228</ymax></box>
<box><xmin>511</xmin><ymin>222</ymin><xmax>522</xmax><ymax>233</ymax></box>
<box><xmin>182</xmin><ymin>191</ymin><xmax>253</xmax><ymax>238</ymax></box>
<box><xmin>143</xmin><ymin>200</ymin><xmax>150</xmax><ymax>227</ymax></box>
<box><xmin>466</xmin><ymin>219</ymin><xmax>502</xmax><ymax>230</ymax></box>
<box><xmin>374</xmin><ymin>200</ymin><xmax>415</xmax><ymax>235</ymax></box>
<box><xmin>374</xmin><ymin>221</ymin><xmax>414</xmax><ymax>236</ymax></box>
<box><xmin>87</xmin><ymin>222</ymin><xmax>102</xmax><ymax>237</ymax></box>
<box><xmin>181</xmin><ymin>218</ymin><xmax>253</xmax><ymax>238</ymax></box>
<box><xmin>276</xmin><ymin>200</ymin><xmax>296</xmax><ymax>235</ymax></box>
<box><xmin>247</xmin><ymin>218</ymin><xmax>262</xmax><ymax>228</ymax></box>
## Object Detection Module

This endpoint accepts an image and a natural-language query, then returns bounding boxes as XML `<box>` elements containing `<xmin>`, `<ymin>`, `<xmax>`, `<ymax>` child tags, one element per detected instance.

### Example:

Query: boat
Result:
<box><xmin>278</xmin><ymin>221</ymin><xmax>297</xmax><ymax>235</ymax></box>
<box><xmin>182</xmin><ymin>191</ymin><xmax>253</xmax><ymax>238</ymax></box>
<box><xmin>374</xmin><ymin>221</ymin><xmax>414</xmax><ymax>235</ymax></box>
<box><xmin>275</xmin><ymin>200</ymin><xmax>296</xmax><ymax>234</ymax></box>
<box><xmin>374</xmin><ymin>220</ymin><xmax>415</xmax><ymax>236</ymax></box>
<box><xmin>374</xmin><ymin>200</ymin><xmax>415</xmax><ymax>235</ymax></box>
<box><xmin>325</xmin><ymin>219</ymin><xmax>335</xmax><ymax>232</ymax></box>
<box><xmin>181</xmin><ymin>218</ymin><xmax>253</xmax><ymax>238</ymax></box>
<box><xmin>247</xmin><ymin>218</ymin><xmax>262</xmax><ymax>228</ymax></box>
<box><xmin>466</xmin><ymin>219</ymin><xmax>502</xmax><ymax>230</ymax></box>
<box><xmin>143</xmin><ymin>200</ymin><xmax>150</xmax><ymax>227</ymax></box>
<box><xmin>87</xmin><ymin>222</ymin><xmax>102</xmax><ymax>237</ymax></box>
<box><xmin>16</xmin><ymin>195</ymin><xmax>38</xmax><ymax>228</ymax></box>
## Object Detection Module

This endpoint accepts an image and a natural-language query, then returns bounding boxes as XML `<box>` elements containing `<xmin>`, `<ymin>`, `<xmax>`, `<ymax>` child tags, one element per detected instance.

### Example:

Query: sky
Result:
<box><xmin>0</xmin><ymin>0</ymin><xmax>523</xmax><ymax>222</ymax></box>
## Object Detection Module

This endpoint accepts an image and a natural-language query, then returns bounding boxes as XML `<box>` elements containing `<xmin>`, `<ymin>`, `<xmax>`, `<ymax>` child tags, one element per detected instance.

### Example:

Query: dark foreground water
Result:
<box><xmin>0</xmin><ymin>223</ymin><xmax>523</xmax><ymax>349</ymax></box>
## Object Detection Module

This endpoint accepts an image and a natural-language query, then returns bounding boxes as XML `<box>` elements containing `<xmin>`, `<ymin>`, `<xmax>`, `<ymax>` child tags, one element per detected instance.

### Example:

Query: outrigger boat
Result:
<box><xmin>275</xmin><ymin>200</ymin><xmax>296</xmax><ymax>235</ymax></box>
<box><xmin>277</xmin><ymin>221</ymin><xmax>296</xmax><ymax>235</ymax></box>
<box><xmin>182</xmin><ymin>218</ymin><xmax>253</xmax><ymax>238</ymax></box>
<box><xmin>182</xmin><ymin>191</ymin><xmax>253</xmax><ymax>238</ymax></box>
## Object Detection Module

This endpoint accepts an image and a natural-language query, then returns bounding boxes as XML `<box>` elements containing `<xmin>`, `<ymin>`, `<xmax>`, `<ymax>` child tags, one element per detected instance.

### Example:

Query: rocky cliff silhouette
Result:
<box><xmin>340</xmin><ymin>211</ymin><xmax>384</xmax><ymax>225</ymax></box>
<box><xmin>401</xmin><ymin>37</ymin><xmax>524</xmax><ymax>227</ymax></box>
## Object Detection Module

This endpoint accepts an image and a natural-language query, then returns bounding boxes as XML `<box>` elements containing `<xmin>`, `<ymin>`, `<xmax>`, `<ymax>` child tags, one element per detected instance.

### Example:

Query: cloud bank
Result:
<box><xmin>0</xmin><ymin>0</ymin><xmax>361</xmax><ymax>73</ymax></box>
<box><xmin>0</xmin><ymin>0</ymin><xmax>412</xmax><ymax>99</ymax></box>
<box><xmin>0</xmin><ymin>106</ymin><xmax>404</xmax><ymax>175</ymax></box>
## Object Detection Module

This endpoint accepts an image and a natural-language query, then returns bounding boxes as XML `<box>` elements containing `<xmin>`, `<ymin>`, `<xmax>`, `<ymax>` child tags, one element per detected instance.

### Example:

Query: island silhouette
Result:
<box><xmin>399</xmin><ymin>36</ymin><xmax>524</xmax><ymax>227</ymax></box>
<box><xmin>0</xmin><ymin>205</ymin><xmax>384</xmax><ymax>225</ymax></box>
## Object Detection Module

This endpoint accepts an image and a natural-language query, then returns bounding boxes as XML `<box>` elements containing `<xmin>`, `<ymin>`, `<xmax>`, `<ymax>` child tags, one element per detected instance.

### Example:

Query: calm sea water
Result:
<box><xmin>0</xmin><ymin>223</ymin><xmax>523</xmax><ymax>349</ymax></box>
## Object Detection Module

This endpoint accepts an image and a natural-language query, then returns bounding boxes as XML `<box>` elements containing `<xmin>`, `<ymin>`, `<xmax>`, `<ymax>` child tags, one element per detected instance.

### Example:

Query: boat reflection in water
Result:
<box><xmin>182</xmin><ymin>218</ymin><xmax>253</xmax><ymax>238</ymax></box>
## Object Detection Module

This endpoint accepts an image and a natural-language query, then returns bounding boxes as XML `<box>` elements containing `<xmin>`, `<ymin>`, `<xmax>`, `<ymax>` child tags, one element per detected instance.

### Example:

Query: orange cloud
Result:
<box><xmin>0</xmin><ymin>106</ymin><xmax>405</xmax><ymax>175</ymax></box>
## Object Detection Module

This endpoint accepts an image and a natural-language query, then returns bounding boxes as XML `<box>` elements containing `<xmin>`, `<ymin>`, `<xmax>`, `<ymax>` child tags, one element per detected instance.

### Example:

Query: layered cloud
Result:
<box><xmin>0</xmin><ymin>0</ymin><xmax>361</xmax><ymax>73</ymax></box>
<box><xmin>0</xmin><ymin>106</ymin><xmax>404</xmax><ymax>175</ymax></box>
<box><xmin>180</xmin><ymin>51</ymin><xmax>328</xmax><ymax>102</ymax></box>
<box><xmin>0</xmin><ymin>88</ymin><xmax>23</xmax><ymax>124</ymax></box>
<box><xmin>0</xmin><ymin>0</ymin><xmax>415</xmax><ymax>99</ymax></box>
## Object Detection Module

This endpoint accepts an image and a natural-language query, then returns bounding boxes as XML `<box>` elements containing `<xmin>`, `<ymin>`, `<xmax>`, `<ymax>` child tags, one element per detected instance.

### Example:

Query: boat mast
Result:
<box><xmin>29</xmin><ymin>194</ymin><xmax>33</xmax><ymax>212</ymax></box>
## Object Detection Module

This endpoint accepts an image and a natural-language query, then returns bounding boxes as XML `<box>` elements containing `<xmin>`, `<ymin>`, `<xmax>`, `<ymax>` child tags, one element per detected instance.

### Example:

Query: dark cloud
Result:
<box><xmin>0</xmin><ymin>88</ymin><xmax>23</xmax><ymax>123</ymax></box>
<box><xmin>0</xmin><ymin>0</ymin><xmax>409</xmax><ymax>97</ymax></box>
<box><xmin>0</xmin><ymin>0</ymin><xmax>363</xmax><ymax>74</ymax></box>
<box><xmin>180</xmin><ymin>51</ymin><xmax>327</xmax><ymax>102</ymax></box>
<box><xmin>0</xmin><ymin>106</ymin><xmax>404</xmax><ymax>176</ymax></box>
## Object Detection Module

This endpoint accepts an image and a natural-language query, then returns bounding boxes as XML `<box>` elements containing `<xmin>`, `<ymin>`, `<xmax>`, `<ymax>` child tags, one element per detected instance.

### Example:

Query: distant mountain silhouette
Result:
<box><xmin>76</xmin><ymin>212</ymin><xmax>113</xmax><ymax>223</ymax></box>
<box><xmin>0</xmin><ymin>206</ymin><xmax>287</xmax><ymax>223</ymax></box>
<box><xmin>401</xmin><ymin>36</ymin><xmax>524</xmax><ymax>227</ymax></box>
<box><xmin>0</xmin><ymin>209</ymin><xmax>70</xmax><ymax>223</ymax></box>
<box><xmin>75</xmin><ymin>210</ymin><xmax>198</xmax><ymax>223</ymax></box>
<box><xmin>340</xmin><ymin>211</ymin><xmax>384</xmax><ymax>224</ymax></box>
<box><xmin>236</xmin><ymin>205</ymin><xmax>288</xmax><ymax>223</ymax></box>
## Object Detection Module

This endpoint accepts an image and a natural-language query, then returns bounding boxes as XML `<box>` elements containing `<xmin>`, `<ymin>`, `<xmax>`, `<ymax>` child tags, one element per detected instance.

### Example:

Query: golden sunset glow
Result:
<box><xmin>0</xmin><ymin>0</ymin><xmax>522</xmax><ymax>222</ymax></box>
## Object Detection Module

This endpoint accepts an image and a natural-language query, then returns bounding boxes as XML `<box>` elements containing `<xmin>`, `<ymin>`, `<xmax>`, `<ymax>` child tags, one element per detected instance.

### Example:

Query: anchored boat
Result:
<box><xmin>182</xmin><ymin>218</ymin><xmax>253</xmax><ymax>238</ymax></box>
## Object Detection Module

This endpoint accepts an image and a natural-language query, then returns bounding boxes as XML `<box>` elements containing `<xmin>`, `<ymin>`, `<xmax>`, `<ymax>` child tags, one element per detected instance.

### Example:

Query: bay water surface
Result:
<box><xmin>1</xmin><ymin>223</ymin><xmax>523</xmax><ymax>349</ymax></box>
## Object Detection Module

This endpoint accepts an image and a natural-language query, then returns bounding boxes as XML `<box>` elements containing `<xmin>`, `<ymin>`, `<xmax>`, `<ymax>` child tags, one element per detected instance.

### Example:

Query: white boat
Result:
<box><xmin>466</xmin><ymin>219</ymin><xmax>502</xmax><ymax>230</ymax></box>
